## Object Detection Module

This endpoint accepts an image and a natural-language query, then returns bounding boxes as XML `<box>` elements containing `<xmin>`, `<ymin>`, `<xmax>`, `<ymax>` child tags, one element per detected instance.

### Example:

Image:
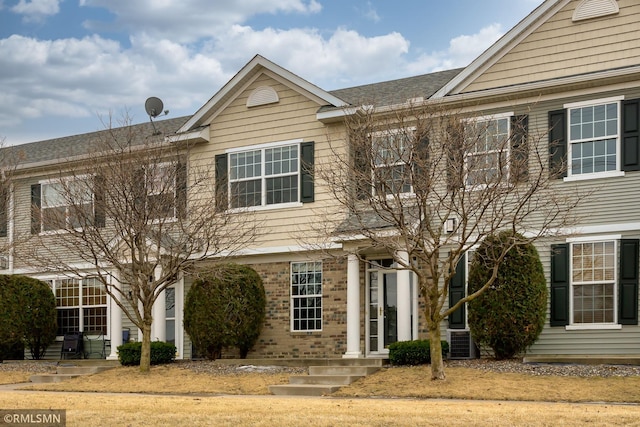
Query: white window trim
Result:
<box><xmin>463</xmin><ymin>112</ymin><xmax>514</xmax><ymax>189</ymax></box>
<box><xmin>563</xmin><ymin>96</ymin><xmax>625</xmax><ymax>181</ymax></box>
<box><xmin>39</xmin><ymin>175</ymin><xmax>95</xmax><ymax>235</ymax></box>
<box><xmin>290</xmin><ymin>261</ymin><xmax>323</xmax><ymax>333</ymax></box>
<box><xmin>227</xmin><ymin>139</ymin><xmax>304</xmax><ymax>210</ymax></box>
<box><xmin>567</xmin><ymin>237</ymin><xmax>619</xmax><ymax>329</ymax></box>
<box><xmin>45</xmin><ymin>275</ymin><xmax>111</xmax><ymax>339</ymax></box>
<box><xmin>370</xmin><ymin>127</ymin><xmax>416</xmax><ymax>196</ymax></box>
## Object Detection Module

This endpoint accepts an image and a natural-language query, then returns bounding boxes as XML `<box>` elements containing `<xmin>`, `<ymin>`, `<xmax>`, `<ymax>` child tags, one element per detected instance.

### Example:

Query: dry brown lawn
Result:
<box><xmin>0</xmin><ymin>391</ymin><xmax>639</xmax><ymax>426</ymax></box>
<box><xmin>2</xmin><ymin>364</ymin><xmax>640</xmax><ymax>426</ymax></box>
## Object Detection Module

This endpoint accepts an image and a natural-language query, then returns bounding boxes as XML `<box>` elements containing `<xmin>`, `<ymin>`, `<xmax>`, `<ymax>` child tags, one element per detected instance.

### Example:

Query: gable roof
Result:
<box><xmin>178</xmin><ymin>54</ymin><xmax>349</xmax><ymax>133</ymax></box>
<box><xmin>433</xmin><ymin>0</ymin><xmax>569</xmax><ymax>98</ymax></box>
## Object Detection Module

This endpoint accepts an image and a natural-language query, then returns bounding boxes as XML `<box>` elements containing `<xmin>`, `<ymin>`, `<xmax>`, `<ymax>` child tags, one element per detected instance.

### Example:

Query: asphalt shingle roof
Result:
<box><xmin>324</xmin><ymin>68</ymin><xmax>464</xmax><ymax>111</ymax></box>
<box><xmin>7</xmin><ymin>67</ymin><xmax>463</xmax><ymax>168</ymax></box>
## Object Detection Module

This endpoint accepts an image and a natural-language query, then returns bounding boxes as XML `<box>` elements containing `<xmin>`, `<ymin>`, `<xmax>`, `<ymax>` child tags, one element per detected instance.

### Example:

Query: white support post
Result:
<box><xmin>152</xmin><ymin>288</ymin><xmax>166</xmax><ymax>342</ymax></box>
<box><xmin>343</xmin><ymin>254</ymin><xmax>362</xmax><ymax>358</ymax></box>
<box><xmin>396</xmin><ymin>250</ymin><xmax>412</xmax><ymax>342</ymax></box>
<box><xmin>107</xmin><ymin>276</ymin><xmax>123</xmax><ymax>360</ymax></box>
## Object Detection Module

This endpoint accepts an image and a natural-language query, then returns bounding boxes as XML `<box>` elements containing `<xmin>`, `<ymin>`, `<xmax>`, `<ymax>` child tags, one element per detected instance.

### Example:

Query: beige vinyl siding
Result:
<box><xmin>464</xmin><ymin>0</ymin><xmax>640</xmax><ymax>93</ymax></box>
<box><xmin>190</xmin><ymin>73</ymin><xmax>348</xmax><ymax>250</ymax></box>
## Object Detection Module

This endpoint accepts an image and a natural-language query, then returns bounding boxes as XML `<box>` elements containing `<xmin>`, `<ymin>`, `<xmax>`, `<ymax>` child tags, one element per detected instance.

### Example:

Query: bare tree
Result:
<box><xmin>24</xmin><ymin>116</ymin><xmax>257</xmax><ymax>372</ymax></box>
<box><xmin>318</xmin><ymin>102</ymin><xmax>586</xmax><ymax>380</ymax></box>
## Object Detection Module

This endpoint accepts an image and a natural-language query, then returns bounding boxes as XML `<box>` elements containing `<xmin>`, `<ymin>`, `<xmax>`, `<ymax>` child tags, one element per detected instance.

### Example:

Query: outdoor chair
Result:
<box><xmin>60</xmin><ymin>331</ymin><xmax>84</xmax><ymax>359</ymax></box>
<box><xmin>83</xmin><ymin>330</ymin><xmax>106</xmax><ymax>359</ymax></box>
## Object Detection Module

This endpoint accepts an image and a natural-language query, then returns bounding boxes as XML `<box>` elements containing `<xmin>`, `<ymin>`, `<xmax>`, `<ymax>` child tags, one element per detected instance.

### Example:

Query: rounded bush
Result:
<box><xmin>184</xmin><ymin>264</ymin><xmax>266</xmax><ymax>360</ymax></box>
<box><xmin>467</xmin><ymin>231</ymin><xmax>547</xmax><ymax>360</ymax></box>
<box><xmin>0</xmin><ymin>275</ymin><xmax>57</xmax><ymax>360</ymax></box>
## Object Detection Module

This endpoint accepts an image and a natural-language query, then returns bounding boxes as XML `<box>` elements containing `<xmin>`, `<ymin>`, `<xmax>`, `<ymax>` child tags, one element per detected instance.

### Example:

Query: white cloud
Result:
<box><xmin>406</xmin><ymin>24</ymin><xmax>504</xmax><ymax>74</ymax></box>
<box><xmin>79</xmin><ymin>0</ymin><xmax>323</xmax><ymax>43</ymax></box>
<box><xmin>364</xmin><ymin>2</ymin><xmax>380</xmax><ymax>23</ymax></box>
<box><xmin>11</xmin><ymin>0</ymin><xmax>61</xmax><ymax>21</ymax></box>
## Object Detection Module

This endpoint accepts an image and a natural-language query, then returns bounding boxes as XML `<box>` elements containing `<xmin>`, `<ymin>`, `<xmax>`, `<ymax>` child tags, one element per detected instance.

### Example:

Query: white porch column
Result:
<box><xmin>396</xmin><ymin>250</ymin><xmax>412</xmax><ymax>342</ymax></box>
<box><xmin>107</xmin><ymin>277</ymin><xmax>123</xmax><ymax>360</ymax></box>
<box><xmin>152</xmin><ymin>288</ymin><xmax>166</xmax><ymax>342</ymax></box>
<box><xmin>343</xmin><ymin>253</ymin><xmax>362</xmax><ymax>358</ymax></box>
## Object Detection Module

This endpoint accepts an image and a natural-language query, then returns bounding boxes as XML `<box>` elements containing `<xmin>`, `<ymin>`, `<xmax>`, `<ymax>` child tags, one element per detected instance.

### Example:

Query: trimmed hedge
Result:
<box><xmin>468</xmin><ymin>230</ymin><xmax>547</xmax><ymax>360</ymax></box>
<box><xmin>117</xmin><ymin>341</ymin><xmax>176</xmax><ymax>366</ymax></box>
<box><xmin>184</xmin><ymin>264</ymin><xmax>266</xmax><ymax>360</ymax></box>
<box><xmin>0</xmin><ymin>275</ymin><xmax>57</xmax><ymax>361</ymax></box>
<box><xmin>388</xmin><ymin>340</ymin><xmax>450</xmax><ymax>366</ymax></box>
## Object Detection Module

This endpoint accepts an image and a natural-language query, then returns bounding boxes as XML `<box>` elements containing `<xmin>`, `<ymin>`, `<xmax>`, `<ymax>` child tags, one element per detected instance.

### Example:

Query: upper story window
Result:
<box><xmin>230</xmin><ymin>144</ymin><xmax>299</xmax><ymax>208</ymax></box>
<box><xmin>145</xmin><ymin>163</ymin><xmax>181</xmax><ymax>220</ymax></box>
<box><xmin>371</xmin><ymin>130</ymin><xmax>412</xmax><ymax>195</ymax></box>
<box><xmin>35</xmin><ymin>178</ymin><xmax>95</xmax><ymax>233</ymax></box>
<box><xmin>463</xmin><ymin>114</ymin><xmax>513</xmax><ymax>187</ymax></box>
<box><xmin>568</xmin><ymin>100</ymin><xmax>619</xmax><ymax>177</ymax></box>
<box><xmin>216</xmin><ymin>140</ymin><xmax>315</xmax><ymax>211</ymax></box>
<box><xmin>549</xmin><ymin>96</ymin><xmax>636</xmax><ymax>181</ymax></box>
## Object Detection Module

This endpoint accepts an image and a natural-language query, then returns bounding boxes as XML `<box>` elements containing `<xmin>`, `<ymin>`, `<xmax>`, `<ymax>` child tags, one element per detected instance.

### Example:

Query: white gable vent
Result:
<box><xmin>572</xmin><ymin>0</ymin><xmax>619</xmax><ymax>22</ymax></box>
<box><xmin>246</xmin><ymin>86</ymin><xmax>279</xmax><ymax>107</ymax></box>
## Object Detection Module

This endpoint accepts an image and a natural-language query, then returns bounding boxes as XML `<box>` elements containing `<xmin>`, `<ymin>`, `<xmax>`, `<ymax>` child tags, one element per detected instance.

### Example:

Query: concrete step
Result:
<box><xmin>29</xmin><ymin>373</ymin><xmax>83</xmax><ymax>383</ymax></box>
<box><xmin>308</xmin><ymin>366</ymin><xmax>380</xmax><ymax>376</ymax></box>
<box><xmin>56</xmin><ymin>365</ymin><xmax>113</xmax><ymax>375</ymax></box>
<box><xmin>268</xmin><ymin>384</ymin><xmax>343</xmax><ymax>396</ymax></box>
<box><xmin>289</xmin><ymin>374</ymin><xmax>364</xmax><ymax>385</ymax></box>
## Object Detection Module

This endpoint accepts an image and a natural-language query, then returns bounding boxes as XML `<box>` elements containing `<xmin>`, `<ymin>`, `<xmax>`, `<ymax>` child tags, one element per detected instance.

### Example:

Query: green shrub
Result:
<box><xmin>184</xmin><ymin>264</ymin><xmax>266</xmax><ymax>360</ymax></box>
<box><xmin>388</xmin><ymin>340</ymin><xmax>450</xmax><ymax>366</ymax></box>
<box><xmin>468</xmin><ymin>231</ymin><xmax>547</xmax><ymax>360</ymax></box>
<box><xmin>0</xmin><ymin>275</ymin><xmax>57</xmax><ymax>361</ymax></box>
<box><xmin>117</xmin><ymin>341</ymin><xmax>176</xmax><ymax>366</ymax></box>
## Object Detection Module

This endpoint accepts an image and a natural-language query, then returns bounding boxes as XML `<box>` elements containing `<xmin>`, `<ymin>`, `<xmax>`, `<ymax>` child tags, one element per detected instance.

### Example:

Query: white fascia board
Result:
<box><xmin>432</xmin><ymin>0</ymin><xmax>570</xmax><ymax>98</ymax></box>
<box><xmin>166</xmin><ymin>126</ymin><xmax>209</xmax><ymax>144</ymax></box>
<box><xmin>316</xmin><ymin>106</ymin><xmax>358</xmax><ymax>122</ymax></box>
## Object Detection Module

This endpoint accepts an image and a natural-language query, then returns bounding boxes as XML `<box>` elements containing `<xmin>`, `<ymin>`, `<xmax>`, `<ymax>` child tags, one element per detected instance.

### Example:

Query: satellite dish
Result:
<box><xmin>145</xmin><ymin>97</ymin><xmax>164</xmax><ymax>118</ymax></box>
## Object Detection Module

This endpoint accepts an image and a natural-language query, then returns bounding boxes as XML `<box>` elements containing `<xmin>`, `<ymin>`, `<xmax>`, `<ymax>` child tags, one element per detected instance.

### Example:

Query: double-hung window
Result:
<box><xmin>229</xmin><ymin>142</ymin><xmax>299</xmax><ymax>208</ymax></box>
<box><xmin>40</xmin><ymin>178</ymin><xmax>93</xmax><ymax>232</ymax></box>
<box><xmin>371</xmin><ymin>130</ymin><xmax>412</xmax><ymax>195</ymax></box>
<box><xmin>146</xmin><ymin>163</ymin><xmax>177</xmax><ymax>219</ymax></box>
<box><xmin>570</xmin><ymin>240</ymin><xmax>616</xmax><ymax>324</ymax></box>
<box><xmin>49</xmin><ymin>276</ymin><xmax>108</xmax><ymax>336</ymax></box>
<box><xmin>568</xmin><ymin>98</ymin><xmax>620</xmax><ymax>177</ymax></box>
<box><xmin>291</xmin><ymin>261</ymin><xmax>322</xmax><ymax>332</ymax></box>
<box><xmin>464</xmin><ymin>114</ymin><xmax>511</xmax><ymax>186</ymax></box>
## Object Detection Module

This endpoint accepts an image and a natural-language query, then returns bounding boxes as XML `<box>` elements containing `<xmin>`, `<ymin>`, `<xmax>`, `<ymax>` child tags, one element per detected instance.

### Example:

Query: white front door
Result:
<box><xmin>367</xmin><ymin>261</ymin><xmax>399</xmax><ymax>354</ymax></box>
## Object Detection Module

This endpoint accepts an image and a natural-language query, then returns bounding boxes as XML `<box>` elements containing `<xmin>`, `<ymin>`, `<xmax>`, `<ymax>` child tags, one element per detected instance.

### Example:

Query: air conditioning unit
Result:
<box><xmin>447</xmin><ymin>330</ymin><xmax>478</xmax><ymax>359</ymax></box>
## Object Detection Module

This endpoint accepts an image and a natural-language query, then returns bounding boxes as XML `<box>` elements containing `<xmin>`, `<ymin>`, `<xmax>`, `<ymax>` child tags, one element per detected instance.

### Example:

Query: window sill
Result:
<box><xmin>290</xmin><ymin>330</ymin><xmax>322</xmax><ymax>335</ymax></box>
<box><xmin>229</xmin><ymin>202</ymin><xmax>303</xmax><ymax>213</ymax></box>
<box><xmin>563</xmin><ymin>171</ymin><xmax>625</xmax><ymax>182</ymax></box>
<box><xmin>565</xmin><ymin>324</ymin><xmax>622</xmax><ymax>331</ymax></box>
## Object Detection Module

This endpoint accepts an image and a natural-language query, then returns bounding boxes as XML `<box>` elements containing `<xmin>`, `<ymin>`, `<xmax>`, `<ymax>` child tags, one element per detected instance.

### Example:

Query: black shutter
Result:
<box><xmin>176</xmin><ymin>161</ymin><xmax>187</xmax><ymax>219</ymax></box>
<box><xmin>412</xmin><ymin>136</ymin><xmax>429</xmax><ymax>194</ymax></box>
<box><xmin>93</xmin><ymin>175</ymin><xmax>105</xmax><ymax>228</ymax></box>
<box><xmin>353</xmin><ymin>138</ymin><xmax>371</xmax><ymax>200</ymax></box>
<box><xmin>215</xmin><ymin>154</ymin><xmax>228</xmax><ymax>212</ymax></box>
<box><xmin>0</xmin><ymin>186</ymin><xmax>7</xmax><ymax>237</ymax></box>
<box><xmin>622</xmin><ymin>99</ymin><xmax>640</xmax><ymax>171</ymax></box>
<box><xmin>548</xmin><ymin>109</ymin><xmax>567</xmax><ymax>179</ymax></box>
<box><xmin>446</xmin><ymin>122</ymin><xmax>465</xmax><ymax>191</ymax></box>
<box><xmin>448</xmin><ymin>254</ymin><xmax>466</xmax><ymax>329</ymax></box>
<box><xmin>511</xmin><ymin>115</ymin><xmax>529</xmax><ymax>183</ymax></box>
<box><xmin>31</xmin><ymin>184</ymin><xmax>41</xmax><ymax>234</ymax></box>
<box><xmin>619</xmin><ymin>239</ymin><xmax>639</xmax><ymax>325</ymax></box>
<box><xmin>300</xmin><ymin>141</ymin><xmax>314</xmax><ymax>203</ymax></box>
<box><xmin>550</xmin><ymin>243</ymin><xmax>570</xmax><ymax>326</ymax></box>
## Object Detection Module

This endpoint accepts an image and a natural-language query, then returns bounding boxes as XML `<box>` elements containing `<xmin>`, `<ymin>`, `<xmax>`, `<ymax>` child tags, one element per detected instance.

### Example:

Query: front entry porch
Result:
<box><xmin>343</xmin><ymin>253</ymin><xmax>418</xmax><ymax>359</ymax></box>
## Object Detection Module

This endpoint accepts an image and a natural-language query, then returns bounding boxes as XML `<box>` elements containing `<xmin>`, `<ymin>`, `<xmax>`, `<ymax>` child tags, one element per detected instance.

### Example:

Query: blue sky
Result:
<box><xmin>0</xmin><ymin>0</ymin><xmax>543</xmax><ymax>145</ymax></box>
